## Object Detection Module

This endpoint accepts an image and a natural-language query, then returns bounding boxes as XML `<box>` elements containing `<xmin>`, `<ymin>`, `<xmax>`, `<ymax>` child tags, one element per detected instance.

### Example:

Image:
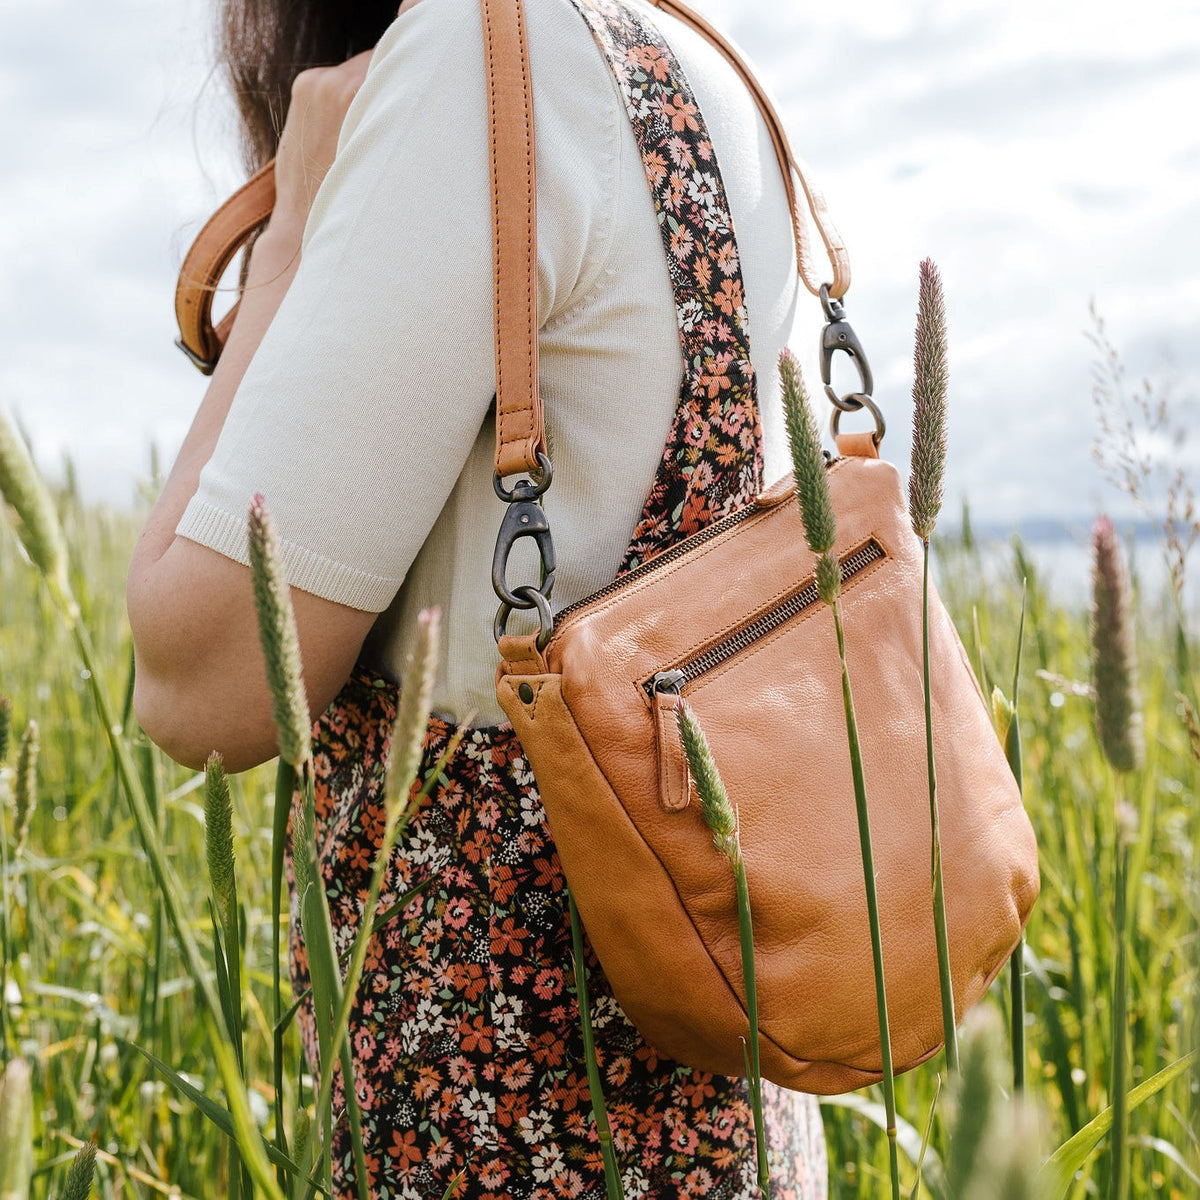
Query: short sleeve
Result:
<box><xmin>178</xmin><ymin>0</ymin><xmax>537</xmax><ymax>611</ymax></box>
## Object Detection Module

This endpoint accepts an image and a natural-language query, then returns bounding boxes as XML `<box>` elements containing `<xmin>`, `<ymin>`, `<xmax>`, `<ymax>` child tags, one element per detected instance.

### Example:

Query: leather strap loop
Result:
<box><xmin>174</xmin><ymin>162</ymin><xmax>276</xmax><ymax>374</ymax></box>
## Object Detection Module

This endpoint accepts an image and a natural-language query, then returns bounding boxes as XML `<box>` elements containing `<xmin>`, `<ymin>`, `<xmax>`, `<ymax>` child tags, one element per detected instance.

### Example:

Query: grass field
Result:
<box><xmin>0</xmin><ymin>456</ymin><xmax>1197</xmax><ymax>1197</ymax></box>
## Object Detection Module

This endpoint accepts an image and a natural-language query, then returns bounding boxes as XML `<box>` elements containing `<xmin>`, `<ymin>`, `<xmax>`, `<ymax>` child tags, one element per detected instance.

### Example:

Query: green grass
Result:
<box><xmin>1</xmin><ymin>482</ymin><xmax>1196</xmax><ymax>1197</ymax></box>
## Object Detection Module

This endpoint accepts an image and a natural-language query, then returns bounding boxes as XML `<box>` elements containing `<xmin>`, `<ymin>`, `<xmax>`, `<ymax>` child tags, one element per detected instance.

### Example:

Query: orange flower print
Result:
<box><xmin>715</xmin><ymin>277</ymin><xmax>744</xmax><ymax>316</ymax></box>
<box><xmin>388</xmin><ymin>1129</ymin><xmax>422</xmax><ymax>1175</ymax></box>
<box><xmin>699</xmin><ymin>357</ymin><xmax>732</xmax><ymax>399</ymax></box>
<box><xmin>679</xmin><ymin>491</ymin><xmax>713</xmax><ymax>536</ymax></box>
<box><xmin>665</xmin><ymin>173</ymin><xmax>686</xmax><ymax>212</ymax></box>
<box><xmin>661</xmin><ymin>91</ymin><xmax>700</xmax><ymax>132</ymax></box>
<box><xmin>716</xmin><ymin>440</ymin><xmax>741</xmax><ymax>468</ymax></box>
<box><xmin>628</xmin><ymin>42</ymin><xmax>670</xmax><ymax>81</ymax></box>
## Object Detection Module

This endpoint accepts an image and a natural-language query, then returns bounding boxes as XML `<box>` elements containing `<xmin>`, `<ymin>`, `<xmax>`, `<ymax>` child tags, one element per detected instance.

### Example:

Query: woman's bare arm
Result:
<box><xmin>128</xmin><ymin>54</ymin><xmax>377</xmax><ymax>773</ymax></box>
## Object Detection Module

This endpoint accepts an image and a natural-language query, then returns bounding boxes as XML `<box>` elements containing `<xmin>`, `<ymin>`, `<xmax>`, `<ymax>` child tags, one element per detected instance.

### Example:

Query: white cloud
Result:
<box><xmin>0</xmin><ymin>0</ymin><xmax>1197</xmax><ymax>528</ymax></box>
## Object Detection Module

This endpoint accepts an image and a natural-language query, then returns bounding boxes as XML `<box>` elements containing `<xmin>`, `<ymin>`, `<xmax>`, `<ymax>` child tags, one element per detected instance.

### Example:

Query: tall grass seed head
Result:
<box><xmin>676</xmin><ymin>700</ymin><xmax>740</xmax><ymax>864</ymax></box>
<box><xmin>780</xmin><ymin>348</ymin><xmax>837</xmax><ymax>558</ymax></box>
<box><xmin>204</xmin><ymin>753</ymin><xmax>237</xmax><ymax>933</ymax></box>
<box><xmin>61</xmin><ymin>1140</ymin><xmax>98</xmax><ymax>1200</ymax></box>
<box><xmin>291</xmin><ymin>791</ymin><xmax>313</xmax><ymax>899</ymax></box>
<box><xmin>385</xmin><ymin>607</ymin><xmax>441</xmax><ymax>837</ymax></box>
<box><xmin>1178</xmin><ymin>691</ymin><xmax>1200</xmax><ymax>766</ymax></box>
<box><xmin>292</xmin><ymin>1106</ymin><xmax>313</xmax><ymax>1174</ymax></box>
<box><xmin>0</xmin><ymin>406</ymin><xmax>69</xmax><ymax>592</ymax></box>
<box><xmin>14</xmin><ymin>720</ymin><xmax>38</xmax><ymax>852</ymax></box>
<box><xmin>0</xmin><ymin>696</ymin><xmax>11</xmax><ymax>766</ymax></box>
<box><xmin>247</xmin><ymin>495</ymin><xmax>312</xmax><ymax>769</ymax></box>
<box><xmin>909</xmin><ymin>258</ymin><xmax>949</xmax><ymax>541</ymax></box>
<box><xmin>1090</xmin><ymin>516</ymin><xmax>1144</xmax><ymax>773</ymax></box>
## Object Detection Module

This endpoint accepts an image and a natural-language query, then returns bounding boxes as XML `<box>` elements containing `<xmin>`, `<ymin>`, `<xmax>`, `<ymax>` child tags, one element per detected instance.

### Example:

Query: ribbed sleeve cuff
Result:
<box><xmin>176</xmin><ymin>497</ymin><xmax>401</xmax><ymax>613</ymax></box>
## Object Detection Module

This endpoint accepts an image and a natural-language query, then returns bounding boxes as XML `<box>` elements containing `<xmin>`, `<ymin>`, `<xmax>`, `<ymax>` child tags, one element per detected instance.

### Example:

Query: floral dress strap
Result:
<box><xmin>290</xmin><ymin>2</ymin><xmax>828</xmax><ymax>1196</ymax></box>
<box><xmin>568</xmin><ymin>0</ymin><xmax>764</xmax><ymax>571</ymax></box>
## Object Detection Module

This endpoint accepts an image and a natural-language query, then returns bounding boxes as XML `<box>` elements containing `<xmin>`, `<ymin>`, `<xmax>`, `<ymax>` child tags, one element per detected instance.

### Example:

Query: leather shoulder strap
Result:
<box><xmin>174</xmin><ymin>162</ymin><xmax>275</xmax><ymax>374</ymax></box>
<box><xmin>480</xmin><ymin>0</ymin><xmax>547</xmax><ymax>478</ymax></box>
<box><xmin>647</xmin><ymin>0</ymin><xmax>849</xmax><ymax>300</ymax></box>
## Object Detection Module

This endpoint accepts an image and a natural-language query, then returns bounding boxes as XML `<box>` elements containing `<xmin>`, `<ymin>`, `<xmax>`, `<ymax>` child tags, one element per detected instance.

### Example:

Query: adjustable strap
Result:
<box><xmin>171</xmin><ymin>0</ymin><xmax>851</xmax><ymax>466</ymax></box>
<box><xmin>173</xmin><ymin>162</ymin><xmax>276</xmax><ymax>374</ymax></box>
<box><xmin>480</xmin><ymin>0</ymin><xmax>546</xmax><ymax>479</ymax></box>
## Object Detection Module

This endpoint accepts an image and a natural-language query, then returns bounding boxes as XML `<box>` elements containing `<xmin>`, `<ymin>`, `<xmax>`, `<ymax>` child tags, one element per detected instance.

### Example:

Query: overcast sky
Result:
<box><xmin>1</xmin><ymin>0</ymin><xmax>1197</xmax><ymax>531</ymax></box>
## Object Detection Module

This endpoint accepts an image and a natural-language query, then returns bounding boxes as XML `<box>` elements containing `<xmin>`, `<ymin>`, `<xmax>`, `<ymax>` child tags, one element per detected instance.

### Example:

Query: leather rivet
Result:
<box><xmin>518</xmin><ymin>682</ymin><xmax>535</xmax><ymax>704</ymax></box>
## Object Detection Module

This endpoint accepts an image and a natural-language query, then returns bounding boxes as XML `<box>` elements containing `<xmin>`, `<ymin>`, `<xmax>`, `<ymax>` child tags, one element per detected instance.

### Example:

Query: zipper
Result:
<box><xmin>646</xmin><ymin>538</ymin><xmax>886</xmax><ymax>697</ymax></box>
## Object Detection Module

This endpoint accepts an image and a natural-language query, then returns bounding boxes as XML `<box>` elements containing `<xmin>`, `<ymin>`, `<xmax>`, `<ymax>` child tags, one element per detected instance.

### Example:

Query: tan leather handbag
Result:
<box><xmin>175</xmin><ymin>0</ymin><xmax>1039</xmax><ymax>1096</ymax></box>
<box><xmin>479</xmin><ymin>0</ymin><xmax>1040</xmax><ymax>1095</ymax></box>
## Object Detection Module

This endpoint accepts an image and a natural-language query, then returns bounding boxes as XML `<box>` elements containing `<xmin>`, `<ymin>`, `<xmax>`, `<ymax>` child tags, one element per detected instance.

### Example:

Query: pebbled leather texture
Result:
<box><xmin>497</xmin><ymin>457</ymin><xmax>1040</xmax><ymax>1093</ymax></box>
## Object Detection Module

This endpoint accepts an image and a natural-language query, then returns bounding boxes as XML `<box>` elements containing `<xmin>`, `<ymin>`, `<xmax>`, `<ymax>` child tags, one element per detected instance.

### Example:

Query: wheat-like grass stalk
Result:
<box><xmin>909</xmin><ymin>259</ymin><xmax>949</xmax><ymax>543</ymax></box>
<box><xmin>247</xmin><ymin>495</ymin><xmax>312</xmax><ymax>771</ymax></box>
<box><xmin>677</xmin><ymin>699</ymin><xmax>767</xmax><ymax>1195</ymax></box>
<box><xmin>781</xmin><ymin>347</ymin><xmax>900</xmax><ymax>1200</ymax></box>
<box><xmin>0</xmin><ymin>406</ymin><xmax>69</xmax><ymax>596</ymax></box>
<box><xmin>907</xmin><ymin>258</ymin><xmax>958</xmax><ymax>1073</ymax></box>
<box><xmin>1089</xmin><ymin>515</ymin><xmax>1142</xmax><ymax>1200</ymax></box>
<box><xmin>949</xmin><ymin>1011</ymin><xmax>1050</xmax><ymax>1199</ymax></box>
<box><xmin>205</xmin><ymin>754</ymin><xmax>237</xmax><ymax>938</ymax></box>
<box><xmin>385</xmin><ymin>608</ymin><xmax>440</xmax><ymax>838</ymax></box>
<box><xmin>246</xmin><ymin>493</ymin><xmax>314</xmax><ymax>1184</ymax></box>
<box><xmin>0</xmin><ymin>696</ymin><xmax>11</xmax><ymax>766</ymax></box>
<box><xmin>203</xmin><ymin>752</ymin><xmax>249</xmax><ymax>1197</ymax></box>
<box><xmin>0</xmin><ymin>695</ymin><xmax>11</xmax><ymax>1059</ymax></box>
<box><xmin>1091</xmin><ymin>517</ymin><xmax>1144</xmax><ymax>774</ymax></box>
<box><xmin>61</xmin><ymin>1140</ymin><xmax>98</xmax><ymax>1200</ymax></box>
<box><xmin>13</xmin><ymin>720</ymin><xmax>38</xmax><ymax>854</ymax></box>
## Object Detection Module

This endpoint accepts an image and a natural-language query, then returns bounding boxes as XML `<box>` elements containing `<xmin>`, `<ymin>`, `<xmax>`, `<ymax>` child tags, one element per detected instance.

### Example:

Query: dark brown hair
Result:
<box><xmin>219</xmin><ymin>0</ymin><xmax>399</xmax><ymax>171</ymax></box>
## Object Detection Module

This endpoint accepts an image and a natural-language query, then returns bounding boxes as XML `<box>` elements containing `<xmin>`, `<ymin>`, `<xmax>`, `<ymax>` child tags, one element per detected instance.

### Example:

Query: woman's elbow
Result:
<box><xmin>132</xmin><ymin>668</ymin><xmax>215</xmax><ymax>772</ymax></box>
<box><xmin>127</xmin><ymin>544</ymin><xmax>281</xmax><ymax>771</ymax></box>
<box><xmin>132</xmin><ymin>664</ymin><xmax>278</xmax><ymax>774</ymax></box>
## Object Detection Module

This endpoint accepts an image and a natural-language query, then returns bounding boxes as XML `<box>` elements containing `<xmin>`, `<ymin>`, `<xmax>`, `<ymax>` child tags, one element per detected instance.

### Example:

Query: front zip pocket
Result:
<box><xmin>646</xmin><ymin>537</ymin><xmax>887</xmax><ymax>700</ymax></box>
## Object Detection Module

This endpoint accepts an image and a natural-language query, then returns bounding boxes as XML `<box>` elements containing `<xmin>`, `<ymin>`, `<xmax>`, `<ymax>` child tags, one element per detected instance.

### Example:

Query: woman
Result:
<box><xmin>128</xmin><ymin>0</ymin><xmax>828</xmax><ymax>1194</ymax></box>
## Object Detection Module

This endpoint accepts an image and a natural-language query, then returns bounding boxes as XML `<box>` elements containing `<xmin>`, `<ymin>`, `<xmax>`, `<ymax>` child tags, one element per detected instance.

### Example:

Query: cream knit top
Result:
<box><xmin>178</xmin><ymin>0</ymin><xmax>803</xmax><ymax>725</ymax></box>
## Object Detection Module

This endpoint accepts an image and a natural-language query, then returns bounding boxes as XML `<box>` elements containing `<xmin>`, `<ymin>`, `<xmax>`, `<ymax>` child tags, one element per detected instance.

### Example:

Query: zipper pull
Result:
<box><xmin>652</xmin><ymin>676</ymin><xmax>693</xmax><ymax>812</ymax></box>
<box><xmin>651</xmin><ymin>669</ymin><xmax>686</xmax><ymax>695</ymax></box>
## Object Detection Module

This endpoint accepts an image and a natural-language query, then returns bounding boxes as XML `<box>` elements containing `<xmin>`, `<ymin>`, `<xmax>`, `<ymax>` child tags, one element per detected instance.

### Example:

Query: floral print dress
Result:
<box><xmin>290</xmin><ymin>0</ymin><xmax>828</xmax><ymax>1195</ymax></box>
